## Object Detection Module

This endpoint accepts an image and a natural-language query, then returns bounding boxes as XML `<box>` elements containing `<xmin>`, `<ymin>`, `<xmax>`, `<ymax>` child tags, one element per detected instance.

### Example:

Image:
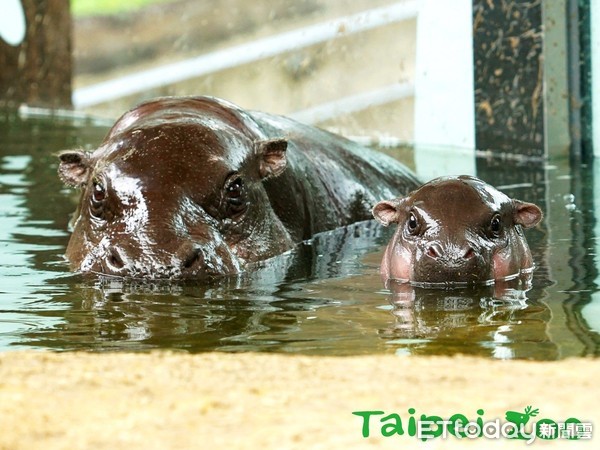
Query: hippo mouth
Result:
<box><xmin>407</xmin><ymin>277</ymin><xmax>497</xmax><ymax>289</ymax></box>
<box><xmin>74</xmin><ymin>234</ymin><xmax>245</xmax><ymax>281</ymax></box>
<box><xmin>80</xmin><ymin>258</ymin><xmax>242</xmax><ymax>281</ymax></box>
<box><xmin>391</xmin><ymin>265</ymin><xmax>535</xmax><ymax>290</ymax></box>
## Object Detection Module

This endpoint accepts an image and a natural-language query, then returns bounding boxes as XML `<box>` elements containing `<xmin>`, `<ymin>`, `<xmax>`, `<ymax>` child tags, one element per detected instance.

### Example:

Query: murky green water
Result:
<box><xmin>1</xmin><ymin>111</ymin><xmax>599</xmax><ymax>359</ymax></box>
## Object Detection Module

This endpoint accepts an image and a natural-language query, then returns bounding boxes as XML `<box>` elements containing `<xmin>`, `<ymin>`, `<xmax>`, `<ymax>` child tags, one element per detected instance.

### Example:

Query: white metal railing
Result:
<box><xmin>290</xmin><ymin>82</ymin><xmax>414</xmax><ymax>125</ymax></box>
<box><xmin>72</xmin><ymin>1</ymin><xmax>419</xmax><ymax>109</ymax></box>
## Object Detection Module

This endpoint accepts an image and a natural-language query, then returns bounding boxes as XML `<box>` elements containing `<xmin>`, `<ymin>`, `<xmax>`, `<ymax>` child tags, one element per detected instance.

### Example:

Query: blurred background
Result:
<box><xmin>70</xmin><ymin>0</ymin><xmax>420</xmax><ymax>142</ymax></box>
<box><xmin>2</xmin><ymin>0</ymin><xmax>597</xmax><ymax>162</ymax></box>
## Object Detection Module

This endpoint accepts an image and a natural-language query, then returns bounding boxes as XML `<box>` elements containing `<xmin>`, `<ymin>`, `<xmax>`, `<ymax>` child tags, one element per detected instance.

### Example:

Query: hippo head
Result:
<box><xmin>58</xmin><ymin>97</ymin><xmax>293</xmax><ymax>279</ymax></box>
<box><xmin>372</xmin><ymin>175</ymin><xmax>543</xmax><ymax>286</ymax></box>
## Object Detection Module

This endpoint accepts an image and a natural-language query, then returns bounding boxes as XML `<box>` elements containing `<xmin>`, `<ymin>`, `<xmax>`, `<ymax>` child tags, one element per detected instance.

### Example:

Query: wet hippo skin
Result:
<box><xmin>58</xmin><ymin>96</ymin><xmax>419</xmax><ymax>279</ymax></box>
<box><xmin>372</xmin><ymin>175</ymin><xmax>543</xmax><ymax>287</ymax></box>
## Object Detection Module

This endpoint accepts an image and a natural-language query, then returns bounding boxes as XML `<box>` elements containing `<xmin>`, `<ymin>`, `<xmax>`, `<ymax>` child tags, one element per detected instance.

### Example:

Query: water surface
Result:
<box><xmin>1</xmin><ymin>111</ymin><xmax>599</xmax><ymax>359</ymax></box>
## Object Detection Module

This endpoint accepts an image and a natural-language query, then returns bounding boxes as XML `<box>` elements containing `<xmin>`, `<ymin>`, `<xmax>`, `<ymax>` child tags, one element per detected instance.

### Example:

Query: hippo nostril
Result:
<box><xmin>427</xmin><ymin>243</ymin><xmax>443</xmax><ymax>259</ymax></box>
<box><xmin>463</xmin><ymin>248</ymin><xmax>475</xmax><ymax>260</ymax></box>
<box><xmin>182</xmin><ymin>248</ymin><xmax>204</xmax><ymax>270</ymax></box>
<box><xmin>107</xmin><ymin>248</ymin><xmax>125</xmax><ymax>270</ymax></box>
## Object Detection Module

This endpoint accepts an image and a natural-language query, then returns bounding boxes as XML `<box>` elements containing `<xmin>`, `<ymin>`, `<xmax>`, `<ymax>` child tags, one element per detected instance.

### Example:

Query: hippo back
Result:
<box><xmin>106</xmin><ymin>96</ymin><xmax>268</xmax><ymax>143</ymax></box>
<box><xmin>248</xmin><ymin>110</ymin><xmax>420</xmax><ymax>241</ymax></box>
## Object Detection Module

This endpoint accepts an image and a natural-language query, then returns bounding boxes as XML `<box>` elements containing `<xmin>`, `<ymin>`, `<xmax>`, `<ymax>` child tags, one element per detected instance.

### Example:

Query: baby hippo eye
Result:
<box><xmin>490</xmin><ymin>213</ymin><xmax>502</xmax><ymax>236</ymax></box>
<box><xmin>92</xmin><ymin>180</ymin><xmax>106</xmax><ymax>203</ymax></box>
<box><xmin>90</xmin><ymin>179</ymin><xmax>107</xmax><ymax>219</ymax></box>
<box><xmin>406</xmin><ymin>212</ymin><xmax>419</xmax><ymax>234</ymax></box>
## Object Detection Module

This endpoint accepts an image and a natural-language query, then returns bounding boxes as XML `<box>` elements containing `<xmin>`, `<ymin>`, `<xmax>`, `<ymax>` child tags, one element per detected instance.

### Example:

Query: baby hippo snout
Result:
<box><xmin>418</xmin><ymin>242</ymin><xmax>486</xmax><ymax>283</ymax></box>
<box><xmin>426</xmin><ymin>242</ymin><xmax>476</xmax><ymax>262</ymax></box>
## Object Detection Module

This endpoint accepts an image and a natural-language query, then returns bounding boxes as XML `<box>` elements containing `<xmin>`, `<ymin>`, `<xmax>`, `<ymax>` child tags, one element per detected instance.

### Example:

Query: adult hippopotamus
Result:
<box><xmin>372</xmin><ymin>175</ymin><xmax>543</xmax><ymax>286</ymax></box>
<box><xmin>58</xmin><ymin>95</ymin><xmax>419</xmax><ymax>279</ymax></box>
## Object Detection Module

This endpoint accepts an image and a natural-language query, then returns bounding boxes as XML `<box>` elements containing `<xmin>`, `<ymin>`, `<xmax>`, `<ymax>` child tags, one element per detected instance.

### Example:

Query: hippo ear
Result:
<box><xmin>256</xmin><ymin>138</ymin><xmax>287</xmax><ymax>179</ymax></box>
<box><xmin>513</xmin><ymin>200</ymin><xmax>543</xmax><ymax>228</ymax></box>
<box><xmin>57</xmin><ymin>150</ymin><xmax>92</xmax><ymax>188</ymax></box>
<box><xmin>372</xmin><ymin>199</ymin><xmax>403</xmax><ymax>226</ymax></box>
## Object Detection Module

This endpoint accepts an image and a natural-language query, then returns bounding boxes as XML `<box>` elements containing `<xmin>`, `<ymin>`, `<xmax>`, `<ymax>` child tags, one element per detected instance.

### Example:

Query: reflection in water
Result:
<box><xmin>25</xmin><ymin>221</ymin><xmax>393</xmax><ymax>353</ymax></box>
<box><xmin>1</xmin><ymin>114</ymin><xmax>600</xmax><ymax>359</ymax></box>
<box><xmin>383</xmin><ymin>278</ymin><xmax>556</xmax><ymax>359</ymax></box>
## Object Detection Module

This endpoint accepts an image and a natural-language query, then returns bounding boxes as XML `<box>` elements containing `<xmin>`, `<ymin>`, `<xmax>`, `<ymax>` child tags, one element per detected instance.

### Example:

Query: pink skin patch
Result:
<box><xmin>381</xmin><ymin>236</ymin><xmax>413</xmax><ymax>282</ymax></box>
<box><xmin>492</xmin><ymin>241</ymin><xmax>532</xmax><ymax>281</ymax></box>
<box><xmin>492</xmin><ymin>250</ymin><xmax>515</xmax><ymax>280</ymax></box>
<box><xmin>491</xmin><ymin>229</ymin><xmax>534</xmax><ymax>281</ymax></box>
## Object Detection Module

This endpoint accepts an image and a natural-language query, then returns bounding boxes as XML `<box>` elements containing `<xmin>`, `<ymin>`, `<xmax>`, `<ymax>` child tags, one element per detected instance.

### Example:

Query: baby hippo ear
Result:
<box><xmin>256</xmin><ymin>138</ymin><xmax>287</xmax><ymax>179</ymax></box>
<box><xmin>513</xmin><ymin>200</ymin><xmax>543</xmax><ymax>228</ymax></box>
<box><xmin>372</xmin><ymin>198</ymin><xmax>404</xmax><ymax>226</ymax></box>
<box><xmin>57</xmin><ymin>150</ymin><xmax>92</xmax><ymax>188</ymax></box>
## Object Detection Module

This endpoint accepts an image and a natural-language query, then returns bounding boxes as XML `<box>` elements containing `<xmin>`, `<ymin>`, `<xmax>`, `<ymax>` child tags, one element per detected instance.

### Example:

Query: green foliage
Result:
<box><xmin>71</xmin><ymin>0</ymin><xmax>174</xmax><ymax>17</ymax></box>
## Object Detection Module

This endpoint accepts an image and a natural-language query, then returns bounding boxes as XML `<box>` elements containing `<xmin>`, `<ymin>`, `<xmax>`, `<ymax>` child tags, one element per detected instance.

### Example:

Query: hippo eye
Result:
<box><xmin>226</xmin><ymin>177</ymin><xmax>243</xmax><ymax>198</ymax></box>
<box><xmin>92</xmin><ymin>180</ymin><xmax>106</xmax><ymax>203</ymax></box>
<box><xmin>489</xmin><ymin>213</ymin><xmax>502</xmax><ymax>237</ymax></box>
<box><xmin>223</xmin><ymin>175</ymin><xmax>247</xmax><ymax>219</ymax></box>
<box><xmin>406</xmin><ymin>212</ymin><xmax>419</xmax><ymax>234</ymax></box>
<box><xmin>90</xmin><ymin>179</ymin><xmax>106</xmax><ymax>218</ymax></box>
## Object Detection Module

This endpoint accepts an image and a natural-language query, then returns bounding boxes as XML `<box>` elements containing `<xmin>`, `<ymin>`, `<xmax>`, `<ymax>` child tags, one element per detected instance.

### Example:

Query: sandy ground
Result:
<box><xmin>0</xmin><ymin>351</ymin><xmax>597</xmax><ymax>449</ymax></box>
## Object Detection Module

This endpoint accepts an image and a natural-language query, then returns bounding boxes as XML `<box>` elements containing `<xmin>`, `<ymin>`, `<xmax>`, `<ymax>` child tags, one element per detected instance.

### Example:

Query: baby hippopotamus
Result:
<box><xmin>58</xmin><ymin>95</ymin><xmax>419</xmax><ymax>279</ymax></box>
<box><xmin>372</xmin><ymin>175</ymin><xmax>543</xmax><ymax>286</ymax></box>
